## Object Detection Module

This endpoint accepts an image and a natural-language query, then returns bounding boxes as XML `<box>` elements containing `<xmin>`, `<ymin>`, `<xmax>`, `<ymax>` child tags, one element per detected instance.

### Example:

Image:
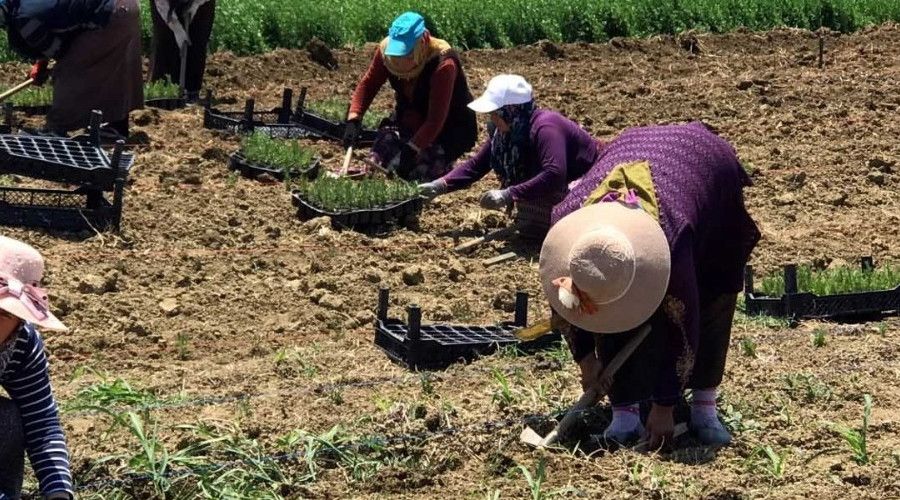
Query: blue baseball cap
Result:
<box><xmin>384</xmin><ymin>12</ymin><xmax>426</xmax><ymax>57</ymax></box>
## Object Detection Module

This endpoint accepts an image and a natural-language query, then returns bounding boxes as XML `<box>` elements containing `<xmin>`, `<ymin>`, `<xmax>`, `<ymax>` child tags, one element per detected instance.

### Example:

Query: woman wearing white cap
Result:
<box><xmin>343</xmin><ymin>11</ymin><xmax>478</xmax><ymax>181</ymax></box>
<box><xmin>540</xmin><ymin>122</ymin><xmax>760</xmax><ymax>448</ymax></box>
<box><xmin>0</xmin><ymin>236</ymin><xmax>73</xmax><ymax>499</ymax></box>
<box><xmin>419</xmin><ymin>74</ymin><xmax>601</xmax><ymax>237</ymax></box>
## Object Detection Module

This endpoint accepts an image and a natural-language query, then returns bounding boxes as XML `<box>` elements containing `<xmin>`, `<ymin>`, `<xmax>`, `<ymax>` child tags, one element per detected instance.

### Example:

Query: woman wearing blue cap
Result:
<box><xmin>344</xmin><ymin>11</ymin><xmax>478</xmax><ymax>181</ymax></box>
<box><xmin>0</xmin><ymin>0</ymin><xmax>143</xmax><ymax>138</ymax></box>
<box><xmin>419</xmin><ymin>74</ymin><xmax>601</xmax><ymax>238</ymax></box>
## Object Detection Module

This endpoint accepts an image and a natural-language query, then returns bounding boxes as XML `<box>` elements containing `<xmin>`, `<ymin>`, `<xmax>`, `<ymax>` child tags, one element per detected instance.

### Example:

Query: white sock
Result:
<box><xmin>605</xmin><ymin>403</ymin><xmax>642</xmax><ymax>436</ymax></box>
<box><xmin>691</xmin><ymin>388</ymin><xmax>724</xmax><ymax>428</ymax></box>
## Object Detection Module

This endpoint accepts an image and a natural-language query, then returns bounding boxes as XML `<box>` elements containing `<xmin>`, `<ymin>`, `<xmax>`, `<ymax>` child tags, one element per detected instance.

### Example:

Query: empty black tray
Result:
<box><xmin>291</xmin><ymin>191</ymin><xmax>423</xmax><ymax>229</ymax></box>
<box><xmin>0</xmin><ymin>134</ymin><xmax>133</xmax><ymax>189</ymax></box>
<box><xmin>744</xmin><ymin>258</ymin><xmax>900</xmax><ymax>321</ymax></box>
<box><xmin>228</xmin><ymin>151</ymin><xmax>320</xmax><ymax>181</ymax></box>
<box><xmin>0</xmin><ymin>184</ymin><xmax>125</xmax><ymax>232</ymax></box>
<box><xmin>374</xmin><ymin>288</ymin><xmax>561</xmax><ymax>370</ymax></box>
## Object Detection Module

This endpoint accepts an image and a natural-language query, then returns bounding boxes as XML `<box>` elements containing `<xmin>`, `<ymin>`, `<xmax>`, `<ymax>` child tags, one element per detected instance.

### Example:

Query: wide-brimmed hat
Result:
<box><xmin>0</xmin><ymin>235</ymin><xmax>67</xmax><ymax>331</ymax></box>
<box><xmin>468</xmin><ymin>74</ymin><xmax>533</xmax><ymax>114</ymax></box>
<box><xmin>539</xmin><ymin>202</ymin><xmax>670</xmax><ymax>333</ymax></box>
<box><xmin>384</xmin><ymin>12</ymin><xmax>426</xmax><ymax>57</ymax></box>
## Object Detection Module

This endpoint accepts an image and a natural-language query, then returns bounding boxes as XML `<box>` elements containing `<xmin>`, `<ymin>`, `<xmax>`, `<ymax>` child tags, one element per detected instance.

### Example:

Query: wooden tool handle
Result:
<box><xmin>0</xmin><ymin>79</ymin><xmax>35</xmax><ymax>103</ymax></box>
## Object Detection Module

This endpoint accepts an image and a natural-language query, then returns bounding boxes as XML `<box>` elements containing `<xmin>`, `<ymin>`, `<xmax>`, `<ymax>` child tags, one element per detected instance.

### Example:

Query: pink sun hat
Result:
<box><xmin>0</xmin><ymin>235</ymin><xmax>68</xmax><ymax>332</ymax></box>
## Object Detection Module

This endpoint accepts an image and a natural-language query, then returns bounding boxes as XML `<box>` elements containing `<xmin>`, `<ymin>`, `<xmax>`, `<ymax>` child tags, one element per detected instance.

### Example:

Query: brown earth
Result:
<box><xmin>1</xmin><ymin>24</ymin><xmax>900</xmax><ymax>499</ymax></box>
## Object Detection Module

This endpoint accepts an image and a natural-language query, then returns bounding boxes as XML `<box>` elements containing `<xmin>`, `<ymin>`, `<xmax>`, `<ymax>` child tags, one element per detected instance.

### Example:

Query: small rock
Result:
<box><xmin>126</xmin><ymin>320</ymin><xmax>150</xmax><ymax>337</ymax></box>
<box><xmin>825</xmin><ymin>191</ymin><xmax>848</xmax><ymax>206</ymax></box>
<box><xmin>364</xmin><ymin>269</ymin><xmax>384</xmax><ymax>284</ymax></box>
<box><xmin>159</xmin><ymin>298</ymin><xmax>180</xmax><ymax>316</ymax></box>
<box><xmin>867</xmin><ymin>158</ymin><xmax>895</xmax><ymax>173</ymax></box>
<box><xmin>319</xmin><ymin>293</ymin><xmax>345</xmax><ymax>311</ymax></box>
<box><xmin>785</xmin><ymin>171</ymin><xmax>807</xmax><ymax>188</ymax></box>
<box><xmin>448</xmin><ymin>261</ymin><xmax>466</xmax><ymax>282</ymax></box>
<box><xmin>737</xmin><ymin>80</ymin><xmax>754</xmax><ymax>91</ymax></box>
<box><xmin>774</xmin><ymin>193</ymin><xmax>796</xmax><ymax>206</ymax></box>
<box><xmin>402</xmin><ymin>266</ymin><xmax>425</xmax><ymax>286</ymax></box>
<box><xmin>227</xmin><ymin>216</ymin><xmax>241</xmax><ymax>227</ymax></box>
<box><xmin>309</xmin><ymin>288</ymin><xmax>327</xmax><ymax>304</ymax></box>
<box><xmin>175</xmin><ymin>275</ymin><xmax>191</xmax><ymax>288</ymax></box>
<box><xmin>265</xmin><ymin>226</ymin><xmax>281</xmax><ymax>239</ymax></box>
<box><xmin>306</xmin><ymin>37</ymin><xmax>338</xmax><ymax>70</ymax></box>
<box><xmin>77</xmin><ymin>274</ymin><xmax>112</xmax><ymax>294</ymax></box>
<box><xmin>866</xmin><ymin>171</ymin><xmax>886</xmax><ymax>186</ymax></box>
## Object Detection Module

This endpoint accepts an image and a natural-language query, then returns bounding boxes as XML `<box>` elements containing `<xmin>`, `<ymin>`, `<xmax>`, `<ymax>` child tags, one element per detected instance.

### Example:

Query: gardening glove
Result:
<box><xmin>418</xmin><ymin>179</ymin><xmax>448</xmax><ymax>200</ymax></box>
<box><xmin>29</xmin><ymin>60</ymin><xmax>50</xmax><ymax>86</ymax></box>
<box><xmin>479</xmin><ymin>189</ymin><xmax>511</xmax><ymax>210</ymax></box>
<box><xmin>342</xmin><ymin>119</ymin><xmax>361</xmax><ymax>148</ymax></box>
<box><xmin>391</xmin><ymin>142</ymin><xmax>419</xmax><ymax>179</ymax></box>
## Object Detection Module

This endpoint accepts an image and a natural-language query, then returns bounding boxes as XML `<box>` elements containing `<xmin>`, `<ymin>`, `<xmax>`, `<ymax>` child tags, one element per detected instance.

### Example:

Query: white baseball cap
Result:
<box><xmin>468</xmin><ymin>74</ymin><xmax>533</xmax><ymax>113</ymax></box>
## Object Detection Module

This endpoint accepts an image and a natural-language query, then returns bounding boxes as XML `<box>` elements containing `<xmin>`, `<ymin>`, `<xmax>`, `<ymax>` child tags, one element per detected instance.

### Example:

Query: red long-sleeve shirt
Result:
<box><xmin>349</xmin><ymin>47</ymin><xmax>458</xmax><ymax>151</ymax></box>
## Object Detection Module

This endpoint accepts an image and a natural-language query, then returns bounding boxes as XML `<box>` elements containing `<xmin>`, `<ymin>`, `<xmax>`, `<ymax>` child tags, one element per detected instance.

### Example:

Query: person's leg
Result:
<box><xmin>688</xmin><ymin>293</ymin><xmax>738</xmax><ymax>445</ymax></box>
<box><xmin>595</xmin><ymin>309</ymin><xmax>669</xmax><ymax>443</ymax></box>
<box><xmin>185</xmin><ymin>0</ymin><xmax>216</xmax><ymax>98</ymax></box>
<box><xmin>149</xmin><ymin>1</ymin><xmax>180</xmax><ymax>85</ymax></box>
<box><xmin>0</xmin><ymin>398</ymin><xmax>25</xmax><ymax>498</ymax></box>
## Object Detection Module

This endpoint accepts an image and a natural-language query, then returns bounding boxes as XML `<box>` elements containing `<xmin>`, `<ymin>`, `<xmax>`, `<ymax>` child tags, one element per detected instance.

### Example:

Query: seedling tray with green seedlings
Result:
<box><xmin>2</xmin><ymin>80</ymin><xmax>186</xmax><ymax>114</ymax></box>
<box><xmin>291</xmin><ymin>174</ymin><xmax>423</xmax><ymax>228</ymax></box>
<box><xmin>144</xmin><ymin>79</ymin><xmax>185</xmax><ymax>110</ymax></box>
<box><xmin>295</xmin><ymin>91</ymin><xmax>387</xmax><ymax>146</ymax></box>
<box><xmin>744</xmin><ymin>257</ymin><xmax>900</xmax><ymax>320</ymax></box>
<box><xmin>229</xmin><ymin>132</ymin><xmax>320</xmax><ymax>181</ymax></box>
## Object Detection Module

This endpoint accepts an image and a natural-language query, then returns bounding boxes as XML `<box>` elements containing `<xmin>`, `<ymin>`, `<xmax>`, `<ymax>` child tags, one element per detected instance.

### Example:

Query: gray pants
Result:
<box><xmin>0</xmin><ymin>397</ymin><xmax>24</xmax><ymax>499</ymax></box>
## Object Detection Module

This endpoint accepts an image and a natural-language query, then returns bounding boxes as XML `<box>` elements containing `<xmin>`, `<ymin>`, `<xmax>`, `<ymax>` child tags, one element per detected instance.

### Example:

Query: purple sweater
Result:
<box><xmin>441</xmin><ymin>109</ymin><xmax>600</xmax><ymax>202</ymax></box>
<box><xmin>554</xmin><ymin>122</ymin><xmax>760</xmax><ymax>404</ymax></box>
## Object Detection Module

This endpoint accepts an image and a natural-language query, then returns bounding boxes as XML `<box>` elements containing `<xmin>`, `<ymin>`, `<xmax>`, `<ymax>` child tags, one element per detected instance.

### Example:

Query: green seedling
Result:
<box><xmin>295</xmin><ymin>174</ymin><xmax>420</xmax><ymax>212</ymax></box>
<box><xmin>306</xmin><ymin>98</ymin><xmax>388</xmax><ymax>130</ymax></box>
<box><xmin>64</xmin><ymin>377</ymin><xmax>167</xmax><ymax>413</ymax></box>
<box><xmin>176</xmin><ymin>332</ymin><xmax>191</xmax><ymax>360</ymax></box>
<box><xmin>144</xmin><ymin>78</ymin><xmax>182</xmax><ymax>100</ymax></box>
<box><xmin>781</xmin><ymin>373</ymin><xmax>831</xmax><ymax>403</ymax></box>
<box><xmin>811</xmin><ymin>328</ymin><xmax>827</xmax><ymax>348</ymax></box>
<box><xmin>828</xmin><ymin>394</ymin><xmax>873</xmax><ymax>465</ymax></box>
<box><xmin>4</xmin><ymin>85</ymin><xmax>53</xmax><ymax>107</ymax></box>
<box><xmin>740</xmin><ymin>337</ymin><xmax>758</xmax><ymax>358</ymax></box>
<box><xmin>760</xmin><ymin>262</ymin><xmax>900</xmax><ymax>297</ymax></box>
<box><xmin>241</xmin><ymin>131</ymin><xmax>316</xmax><ymax>175</ymax></box>
<box><xmin>419</xmin><ymin>372</ymin><xmax>435</xmax><ymax>396</ymax></box>
<box><xmin>754</xmin><ymin>445</ymin><xmax>788</xmax><ymax>479</ymax></box>
<box><xmin>491</xmin><ymin>368</ymin><xmax>517</xmax><ymax>409</ymax></box>
<box><xmin>517</xmin><ymin>458</ymin><xmax>547</xmax><ymax>500</ymax></box>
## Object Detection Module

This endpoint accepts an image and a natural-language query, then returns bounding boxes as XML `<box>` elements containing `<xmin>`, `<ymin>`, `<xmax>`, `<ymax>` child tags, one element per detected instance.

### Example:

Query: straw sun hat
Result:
<box><xmin>0</xmin><ymin>235</ymin><xmax>67</xmax><ymax>331</ymax></box>
<box><xmin>539</xmin><ymin>201</ymin><xmax>671</xmax><ymax>333</ymax></box>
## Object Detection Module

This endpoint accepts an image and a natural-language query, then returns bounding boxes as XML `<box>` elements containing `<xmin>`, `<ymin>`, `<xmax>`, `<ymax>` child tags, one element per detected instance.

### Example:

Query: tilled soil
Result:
<box><xmin>2</xmin><ymin>24</ymin><xmax>899</xmax><ymax>499</ymax></box>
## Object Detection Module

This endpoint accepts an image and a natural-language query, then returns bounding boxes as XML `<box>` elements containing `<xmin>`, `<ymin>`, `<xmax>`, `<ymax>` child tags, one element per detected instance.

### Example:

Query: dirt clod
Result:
<box><xmin>158</xmin><ymin>298</ymin><xmax>180</xmax><ymax>316</ymax></box>
<box><xmin>402</xmin><ymin>266</ymin><xmax>425</xmax><ymax>286</ymax></box>
<box><xmin>306</xmin><ymin>37</ymin><xmax>338</xmax><ymax>70</ymax></box>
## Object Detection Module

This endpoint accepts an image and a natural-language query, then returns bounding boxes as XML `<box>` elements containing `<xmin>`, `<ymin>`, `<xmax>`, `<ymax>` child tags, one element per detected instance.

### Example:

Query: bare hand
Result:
<box><xmin>643</xmin><ymin>403</ymin><xmax>675</xmax><ymax>450</ymax></box>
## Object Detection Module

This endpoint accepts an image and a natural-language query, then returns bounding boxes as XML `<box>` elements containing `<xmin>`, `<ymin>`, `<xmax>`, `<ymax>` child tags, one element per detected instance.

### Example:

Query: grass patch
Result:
<box><xmin>759</xmin><ymin>263</ymin><xmax>900</xmax><ymax>296</ymax></box>
<box><xmin>306</xmin><ymin>98</ymin><xmax>388</xmax><ymax>130</ymax></box>
<box><xmin>63</xmin><ymin>376</ymin><xmax>172</xmax><ymax>413</ymax></box>
<box><xmin>241</xmin><ymin>131</ymin><xmax>316</xmax><ymax>174</ymax></box>
<box><xmin>295</xmin><ymin>174</ymin><xmax>420</xmax><ymax>212</ymax></box>
<box><xmin>1</xmin><ymin>80</ymin><xmax>183</xmax><ymax>107</ymax></box>
<box><xmin>827</xmin><ymin>394</ymin><xmax>873</xmax><ymax>465</ymax></box>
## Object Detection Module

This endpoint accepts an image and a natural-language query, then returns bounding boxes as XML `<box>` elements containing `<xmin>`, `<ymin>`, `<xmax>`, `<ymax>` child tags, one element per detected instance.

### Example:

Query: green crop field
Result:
<box><xmin>1</xmin><ymin>0</ymin><xmax>899</xmax><ymax>62</ymax></box>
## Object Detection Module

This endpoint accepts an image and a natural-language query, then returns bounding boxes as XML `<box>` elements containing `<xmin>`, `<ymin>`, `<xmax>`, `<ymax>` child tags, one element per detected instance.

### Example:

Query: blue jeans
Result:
<box><xmin>0</xmin><ymin>397</ymin><xmax>24</xmax><ymax>499</ymax></box>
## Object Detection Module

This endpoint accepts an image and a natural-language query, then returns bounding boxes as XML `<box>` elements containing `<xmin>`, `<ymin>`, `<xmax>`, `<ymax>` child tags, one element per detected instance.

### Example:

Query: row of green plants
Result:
<box><xmin>305</xmin><ymin>98</ymin><xmax>388</xmax><ymax>130</ymax></box>
<box><xmin>240</xmin><ymin>132</ymin><xmax>316</xmax><ymax>176</ymax></box>
<box><xmin>3</xmin><ymin>0</ymin><xmax>898</xmax><ymax>61</ymax></box>
<box><xmin>1</xmin><ymin>79</ymin><xmax>182</xmax><ymax>107</ymax></box>
<box><xmin>759</xmin><ymin>262</ymin><xmax>900</xmax><ymax>296</ymax></box>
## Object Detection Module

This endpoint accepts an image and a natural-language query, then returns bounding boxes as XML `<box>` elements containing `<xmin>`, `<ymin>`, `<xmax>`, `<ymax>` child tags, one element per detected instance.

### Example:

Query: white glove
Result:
<box><xmin>479</xmin><ymin>189</ymin><xmax>511</xmax><ymax>210</ymax></box>
<box><xmin>418</xmin><ymin>179</ymin><xmax>448</xmax><ymax>200</ymax></box>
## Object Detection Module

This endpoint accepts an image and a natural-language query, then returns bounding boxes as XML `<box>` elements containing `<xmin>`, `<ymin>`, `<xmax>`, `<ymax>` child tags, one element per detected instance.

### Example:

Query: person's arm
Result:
<box><xmin>652</xmin><ymin>232</ymin><xmax>701</xmax><ymax>406</ymax></box>
<box><xmin>507</xmin><ymin>123</ymin><xmax>568</xmax><ymax>202</ymax></box>
<box><xmin>439</xmin><ymin>140</ymin><xmax>493</xmax><ymax>192</ymax></box>
<box><xmin>348</xmin><ymin>47</ymin><xmax>389</xmax><ymax>120</ymax></box>
<box><xmin>5</xmin><ymin>328</ymin><xmax>73</xmax><ymax>499</ymax></box>
<box><xmin>409</xmin><ymin>56</ymin><xmax>457</xmax><ymax>151</ymax></box>
<box><xmin>7</xmin><ymin>17</ymin><xmax>66</xmax><ymax>59</ymax></box>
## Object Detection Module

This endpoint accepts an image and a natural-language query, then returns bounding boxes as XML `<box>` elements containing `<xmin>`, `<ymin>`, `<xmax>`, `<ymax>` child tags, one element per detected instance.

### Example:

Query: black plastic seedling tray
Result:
<box><xmin>744</xmin><ymin>258</ymin><xmax>900</xmax><ymax>321</ymax></box>
<box><xmin>145</xmin><ymin>98</ymin><xmax>186</xmax><ymax>111</ymax></box>
<box><xmin>0</xmin><ymin>134</ymin><xmax>133</xmax><ymax>189</ymax></box>
<box><xmin>291</xmin><ymin>191</ymin><xmax>424</xmax><ymax>229</ymax></box>
<box><xmin>374</xmin><ymin>288</ymin><xmax>561</xmax><ymax>370</ymax></box>
<box><xmin>228</xmin><ymin>151</ymin><xmax>320</xmax><ymax>181</ymax></box>
<box><xmin>0</xmin><ymin>184</ymin><xmax>125</xmax><ymax>232</ymax></box>
<box><xmin>292</xmin><ymin>87</ymin><xmax>378</xmax><ymax>147</ymax></box>
<box><xmin>202</xmin><ymin>88</ymin><xmax>322</xmax><ymax>139</ymax></box>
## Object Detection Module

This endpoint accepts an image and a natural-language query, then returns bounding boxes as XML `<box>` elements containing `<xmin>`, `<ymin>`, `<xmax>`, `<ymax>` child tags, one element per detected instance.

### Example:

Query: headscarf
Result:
<box><xmin>489</xmin><ymin>100</ymin><xmax>535</xmax><ymax>187</ymax></box>
<box><xmin>380</xmin><ymin>31</ymin><xmax>452</xmax><ymax>80</ymax></box>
